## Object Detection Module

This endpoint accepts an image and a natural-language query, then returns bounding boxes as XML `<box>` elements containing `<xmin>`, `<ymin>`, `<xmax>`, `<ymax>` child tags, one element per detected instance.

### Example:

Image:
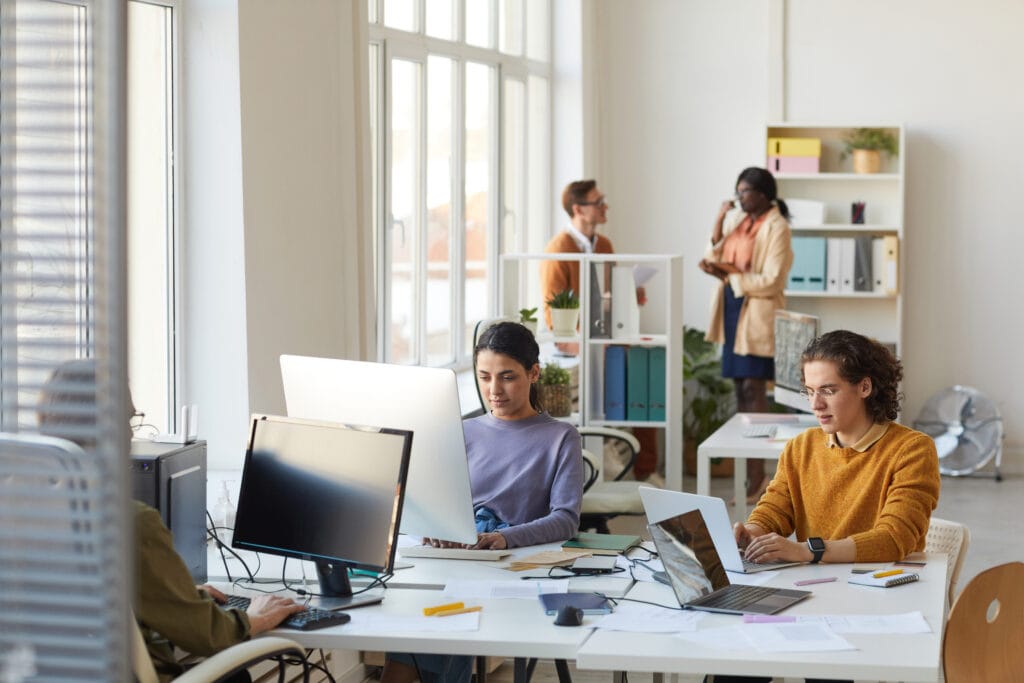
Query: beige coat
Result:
<box><xmin>704</xmin><ymin>206</ymin><xmax>793</xmax><ymax>357</ymax></box>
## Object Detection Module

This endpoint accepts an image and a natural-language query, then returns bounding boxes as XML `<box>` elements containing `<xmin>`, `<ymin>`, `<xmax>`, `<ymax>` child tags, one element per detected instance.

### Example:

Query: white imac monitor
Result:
<box><xmin>773</xmin><ymin>310</ymin><xmax>820</xmax><ymax>413</ymax></box>
<box><xmin>280</xmin><ymin>355</ymin><xmax>478</xmax><ymax>545</ymax></box>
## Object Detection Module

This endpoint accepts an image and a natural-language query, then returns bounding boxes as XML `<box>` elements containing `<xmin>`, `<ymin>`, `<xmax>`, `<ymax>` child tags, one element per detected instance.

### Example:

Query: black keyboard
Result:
<box><xmin>221</xmin><ymin>594</ymin><xmax>352</xmax><ymax>631</ymax></box>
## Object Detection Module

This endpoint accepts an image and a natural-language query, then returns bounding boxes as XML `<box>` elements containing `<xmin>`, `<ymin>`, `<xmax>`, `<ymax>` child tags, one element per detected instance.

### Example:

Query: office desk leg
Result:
<box><xmin>554</xmin><ymin>658</ymin><xmax>572</xmax><ymax>683</ymax></box>
<box><xmin>476</xmin><ymin>656</ymin><xmax>488</xmax><ymax>683</ymax></box>
<box><xmin>513</xmin><ymin>657</ymin><xmax>537</xmax><ymax>683</ymax></box>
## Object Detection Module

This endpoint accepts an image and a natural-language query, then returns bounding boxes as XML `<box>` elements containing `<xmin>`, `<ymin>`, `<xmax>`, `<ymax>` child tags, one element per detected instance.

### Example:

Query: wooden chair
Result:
<box><xmin>925</xmin><ymin>516</ymin><xmax>971</xmax><ymax>610</ymax></box>
<box><xmin>942</xmin><ymin>561</ymin><xmax>1024</xmax><ymax>682</ymax></box>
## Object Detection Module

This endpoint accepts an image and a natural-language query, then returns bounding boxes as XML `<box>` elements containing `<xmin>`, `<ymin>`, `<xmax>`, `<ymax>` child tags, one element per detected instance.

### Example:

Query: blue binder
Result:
<box><xmin>604</xmin><ymin>346</ymin><xmax>627</xmax><ymax>420</ymax></box>
<box><xmin>789</xmin><ymin>236</ymin><xmax>826</xmax><ymax>291</ymax></box>
<box><xmin>627</xmin><ymin>347</ymin><xmax>649</xmax><ymax>421</ymax></box>
<box><xmin>647</xmin><ymin>347</ymin><xmax>666</xmax><ymax>421</ymax></box>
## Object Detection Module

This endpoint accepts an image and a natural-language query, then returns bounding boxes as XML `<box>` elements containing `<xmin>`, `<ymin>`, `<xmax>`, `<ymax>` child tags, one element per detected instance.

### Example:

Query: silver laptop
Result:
<box><xmin>648</xmin><ymin>508</ymin><xmax>810</xmax><ymax>615</ymax></box>
<box><xmin>639</xmin><ymin>487</ymin><xmax>801</xmax><ymax>574</ymax></box>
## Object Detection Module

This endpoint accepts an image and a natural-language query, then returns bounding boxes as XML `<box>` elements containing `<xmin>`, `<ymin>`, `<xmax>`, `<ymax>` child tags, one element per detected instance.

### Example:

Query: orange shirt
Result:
<box><xmin>721</xmin><ymin>213</ymin><xmax>767</xmax><ymax>273</ymax></box>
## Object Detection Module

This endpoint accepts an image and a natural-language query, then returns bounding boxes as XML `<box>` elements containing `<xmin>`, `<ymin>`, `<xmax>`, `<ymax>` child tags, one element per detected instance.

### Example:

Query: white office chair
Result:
<box><xmin>925</xmin><ymin>516</ymin><xmax>971</xmax><ymax>611</ymax></box>
<box><xmin>132</xmin><ymin>618</ymin><xmax>308</xmax><ymax>683</ymax></box>
<box><xmin>578</xmin><ymin>428</ymin><xmax>648</xmax><ymax>534</ymax></box>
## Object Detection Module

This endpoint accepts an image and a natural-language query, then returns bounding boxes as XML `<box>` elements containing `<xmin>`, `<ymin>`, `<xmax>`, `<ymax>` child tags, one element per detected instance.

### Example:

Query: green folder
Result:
<box><xmin>648</xmin><ymin>347</ymin><xmax>666</xmax><ymax>421</ymax></box>
<box><xmin>626</xmin><ymin>346</ymin><xmax>649</xmax><ymax>421</ymax></box>
<box><xmin>562</xmin><ymin>532</ymin><xmax>642</xmax><ymax>555</ymax></box>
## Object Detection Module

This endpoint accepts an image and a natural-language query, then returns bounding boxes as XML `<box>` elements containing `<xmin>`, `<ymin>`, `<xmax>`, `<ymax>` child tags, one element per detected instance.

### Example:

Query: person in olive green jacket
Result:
<box><xmin>38</xmin><ymin>359</ymin><xmax>304</xmax><ymax>680</ymax></box>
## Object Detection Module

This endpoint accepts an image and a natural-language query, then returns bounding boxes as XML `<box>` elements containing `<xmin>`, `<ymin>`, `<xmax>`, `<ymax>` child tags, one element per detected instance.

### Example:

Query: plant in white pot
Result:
<box><xmin>841</xmin><ymin>127</ymin><xmax>898</xmax><ymax>174</ymax></box>
<box><xmin>518</xmin><ymin>307</ymin><xmax>539</xmax><ymax>336</ymax></box>
<box><xmin>546</xmin><ymin>288</ymin><xmax>580</xmax><ymax>336</ymax></box>
<box><xmin>536</xmin><ymin>362</ymin><xmax>573</xmax><ymax>417</ymax></box>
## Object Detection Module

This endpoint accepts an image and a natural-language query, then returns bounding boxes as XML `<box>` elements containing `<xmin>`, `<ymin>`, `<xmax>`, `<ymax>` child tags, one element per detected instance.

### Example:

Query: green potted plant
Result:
<box><xmin>518</xmin><ymin>307</ymin><xmax>539</xmax><ymax>336</ymax></box>
<box><xmin>683</xmin><ymin>327</ymin><xmax>736</xmax><ymax>476</ymax></box>
<box><xmin>841</xmin><ymin>127</ymin><xmax>898</xmax><ymax>174</ymax></box>
<box><xmin>537</xmin><ymin>362</ymin><xmax>572</xmax><ymax>417</ymax></box>
<box><xmin>545</xmin><ymin>288</ymin><xmax>580</xmax><ymax>336</ymax></box>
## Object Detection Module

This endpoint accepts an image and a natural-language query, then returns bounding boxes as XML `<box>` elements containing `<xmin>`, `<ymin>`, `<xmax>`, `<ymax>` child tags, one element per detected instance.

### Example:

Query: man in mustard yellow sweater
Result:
<box><xmin>736</xmin><ymin>330</ymin><xmax>940</xmax><ymax>565</ymax></box>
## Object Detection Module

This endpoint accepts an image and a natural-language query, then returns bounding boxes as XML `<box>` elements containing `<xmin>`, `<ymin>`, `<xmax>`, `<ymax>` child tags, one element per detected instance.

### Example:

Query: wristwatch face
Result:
<box><xmin>808</xmin><ymin>537</ymin><xmax>826</xmax><ymax>553</ymax></box>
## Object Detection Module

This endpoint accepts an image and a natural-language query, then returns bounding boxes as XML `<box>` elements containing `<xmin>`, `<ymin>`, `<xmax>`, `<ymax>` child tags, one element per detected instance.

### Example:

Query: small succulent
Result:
<box><xmin>545</xmin><ymin>288</ymin><xmax>579</xmax><ymax>310</ymax></box>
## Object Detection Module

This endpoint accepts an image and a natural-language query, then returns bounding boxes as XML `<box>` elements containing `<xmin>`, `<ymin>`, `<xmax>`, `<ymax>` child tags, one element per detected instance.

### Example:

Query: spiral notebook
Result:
<box><xmin>848</xmin><ymin>571</ymin><xmax>920</xmax><ymax>588</ymax></box>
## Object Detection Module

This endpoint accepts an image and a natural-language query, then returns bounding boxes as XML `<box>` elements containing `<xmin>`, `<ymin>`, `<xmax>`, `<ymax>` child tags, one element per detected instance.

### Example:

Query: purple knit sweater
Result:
<box><xmin>463</xmin><ymin>411</ymin><xmax>583</xmax><ymax>548</ymax></box>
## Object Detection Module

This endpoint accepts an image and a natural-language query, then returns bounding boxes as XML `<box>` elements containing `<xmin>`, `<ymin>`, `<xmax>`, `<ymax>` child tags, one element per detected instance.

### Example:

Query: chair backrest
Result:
<box><xmin>132</xmin><ymin>612</ymin><xmax>161</xmax><ymax>683</ymax></box>
<box><xmin>0</xmin><ymin>432</ymin><xmax>122</xmax><ymax>678</ymax></box>
<box><xmin>925</xmin><ymin>516</ymin><xmax>971</xmax><ymax>608</ymax></box>
<box><xmin>942</xmin><ymin>561</ymin><xmax>1024</xmax><ymax>682</ymax></box>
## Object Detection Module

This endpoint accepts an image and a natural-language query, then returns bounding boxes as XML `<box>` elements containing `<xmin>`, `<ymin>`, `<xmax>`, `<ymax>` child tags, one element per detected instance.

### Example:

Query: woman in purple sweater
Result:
<box><xmin>382</xmin><ymin>322</ymin><xmax>584</xmax><ymax>683</ymax></box>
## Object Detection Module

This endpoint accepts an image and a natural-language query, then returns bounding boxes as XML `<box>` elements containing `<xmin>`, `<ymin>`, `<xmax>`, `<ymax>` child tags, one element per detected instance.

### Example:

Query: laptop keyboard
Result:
<box><xmin>700</xmin><ymin>584</ymin><xmax>778</xmax><ymax>611</ymax></box>
<box><xmin>221</xmin><ymin>594</ymin><xmax>351</xmax><ymax>631</ymax></box>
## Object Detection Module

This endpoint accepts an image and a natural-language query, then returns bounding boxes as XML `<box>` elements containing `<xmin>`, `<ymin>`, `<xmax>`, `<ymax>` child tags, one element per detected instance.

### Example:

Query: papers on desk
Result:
<box><xmin>442</xmin><ymin>579</ymin><xmax>567</xmax><ymax>600</ymax></box>
<box><xmin>346</xmin><ymin>610</ymin><xmax>481</xmax><ymax>633</ymax></box>
<box><xmin>796</xmin><ymin>611</ymin><xmax>932</xmax><ymax>634</ymax></box>
<box><xmin>677</xmin><ymin>623</ymin><xmax>856</xmax><ymax>653</ymax></box>
<box><xmin>594</xmin><ymin>603</ymin><xmax>705</xmax><ymax>633</ymax></box>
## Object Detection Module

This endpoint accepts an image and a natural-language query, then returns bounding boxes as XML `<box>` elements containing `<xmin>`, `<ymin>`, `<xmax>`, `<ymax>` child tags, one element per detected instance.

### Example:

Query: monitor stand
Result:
<box><xmin>312</xmin><ymin>561</ymin><xmax>385</xmax><ymax>611</ymax></box>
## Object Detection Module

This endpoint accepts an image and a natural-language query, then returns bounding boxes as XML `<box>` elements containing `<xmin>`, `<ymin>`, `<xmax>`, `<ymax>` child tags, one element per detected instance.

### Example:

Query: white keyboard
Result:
<box><xmin>741</xmin><ymin>424</ymin><xmax>778</xmax><ymax>438</ymax></box>
<box><xmin>399</xmin><ymin>545</ymin><xmax>512</xmax><ymax>561</ymax></box>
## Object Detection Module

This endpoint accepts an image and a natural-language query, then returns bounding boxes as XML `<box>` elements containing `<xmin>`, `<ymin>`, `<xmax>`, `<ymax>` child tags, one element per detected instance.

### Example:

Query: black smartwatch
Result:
<box><xmin>807</xmin><ymin>537</ymin><xmax>826</xmax><ymax>564</ymax></box>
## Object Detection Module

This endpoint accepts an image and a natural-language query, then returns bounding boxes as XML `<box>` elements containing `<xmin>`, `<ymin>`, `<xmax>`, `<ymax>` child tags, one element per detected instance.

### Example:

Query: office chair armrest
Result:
<box><xmin>580</xmin><ymin>449</ymin><xmax>601</xmax><ymax>493</ymax></box>
<box><xmin>174</xmin><ymin>637</ymin><xmax>306</xmax><ymax>683</ymax></box>
<box><xmin>578</xmin><ymin>427</ymin><xmax>640</xmax><ymax>481</ymax></box>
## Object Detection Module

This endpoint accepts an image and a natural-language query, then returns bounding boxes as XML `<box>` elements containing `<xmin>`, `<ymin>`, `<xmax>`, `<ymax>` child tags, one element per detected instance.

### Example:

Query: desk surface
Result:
<box><xmin>576</xmin><ymin>554</ymin><xmax>948</xmax><ymax>682</ymax></box>
<box><xmin>696</xmin><ymin>413</ymin><xmax>815</xmax><ymax>518</ymax></box>
<box><xmin>251</xmin><ymin>585</ymin><xmax>594</xmax><ymax>660</ymax></box>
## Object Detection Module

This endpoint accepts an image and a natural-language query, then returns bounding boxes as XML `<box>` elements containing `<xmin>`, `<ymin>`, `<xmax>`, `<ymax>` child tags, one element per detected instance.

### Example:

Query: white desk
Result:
<box><xmin>208</xmin><ymin>540</ymin><xmax>636</xmax><ymax>597</ymax></box>
<box><xmin>576</xmin><ymin>554</ymin><xmax>948</xmax><ymax>682</ymax></box>
<box><xmin>696</xmin><ymin>413</ymin><xmax>814</xmax><ymax>518</ymax></box>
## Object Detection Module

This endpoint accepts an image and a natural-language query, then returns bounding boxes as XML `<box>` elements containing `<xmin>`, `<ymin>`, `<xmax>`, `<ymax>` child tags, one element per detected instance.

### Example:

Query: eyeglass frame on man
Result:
<box><xmin>576</xmin><ymin>195</ymin><xmax>608</xmax><ymax>208</ymax></box>
<box><xmin>798</xmin><ymin>385</ymin><xmax>843</xmax><ymax>400</ymax></box>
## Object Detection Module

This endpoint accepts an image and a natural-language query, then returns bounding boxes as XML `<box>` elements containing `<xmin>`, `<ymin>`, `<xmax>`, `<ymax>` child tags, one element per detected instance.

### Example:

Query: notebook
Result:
<box><xmin>648</xmin><ymin>508</ymin><xmax>810</xmax><ymax>615</ymax></box>
<box><xmin>639</xmin><ymin>488</ymin><xmax>801</xmax><ymax>574</ymax></box>
<box><xmin>562</xmin><ymin>532</ymin><xmax>642</xmax><ymax>555</ymax></box>
<box><xmin>848</xmin><ymin>571</ymin><xmax>920</xmax><ymax>588</ymax></box>
<box><xmin>538</xmin><ymin>591</ymin><xmax>613</xmax><ymax>615</ymax></box>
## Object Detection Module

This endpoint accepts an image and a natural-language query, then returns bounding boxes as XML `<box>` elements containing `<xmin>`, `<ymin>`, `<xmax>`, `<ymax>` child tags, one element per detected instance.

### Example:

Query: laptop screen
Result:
<box><xmin>649</xmin><ymin>508</ymin><xmax>731</xmax><ymax>605</ymax></box>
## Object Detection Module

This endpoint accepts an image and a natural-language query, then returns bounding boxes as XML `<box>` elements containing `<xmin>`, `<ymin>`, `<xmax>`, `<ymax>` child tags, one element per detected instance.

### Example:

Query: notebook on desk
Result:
<box><xmin>648</xmin><ymin>508</ymin><xmax>810</xmax><ymax>615</ymax></box>
<box><xmin>639</xmin><ymin>488</ymin><xmax>801</xmax><ymax>574</ymax></box>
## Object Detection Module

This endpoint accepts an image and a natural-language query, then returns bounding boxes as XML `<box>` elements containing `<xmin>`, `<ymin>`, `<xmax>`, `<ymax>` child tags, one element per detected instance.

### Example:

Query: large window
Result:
<box><xmin>369</xmin><ymin>0</ymin><xmax>551</xmax><ymax>367</ymax></box>
<box><xmin>127</xmin><ymin>0</ymin><xmax>177</xmax><ymax>433</ymax></box>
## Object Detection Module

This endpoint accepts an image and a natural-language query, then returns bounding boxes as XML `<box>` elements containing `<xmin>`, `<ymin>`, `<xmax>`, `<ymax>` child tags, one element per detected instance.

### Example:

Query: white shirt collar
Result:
<box><xmin>565</xmin><ymin>225</ymin><xmax>596</xmax><ymax>253</ymax></box>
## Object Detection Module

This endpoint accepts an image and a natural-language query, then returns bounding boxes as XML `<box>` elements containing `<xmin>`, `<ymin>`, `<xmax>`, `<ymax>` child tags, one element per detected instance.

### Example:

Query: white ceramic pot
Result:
<box><xmin>549</xmin><ymin>308</ymin><xmax>579</xmax><ymax>336</ymax></box>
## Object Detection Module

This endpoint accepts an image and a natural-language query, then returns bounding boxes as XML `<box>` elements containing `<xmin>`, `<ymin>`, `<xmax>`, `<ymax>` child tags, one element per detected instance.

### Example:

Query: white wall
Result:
<box><xmin>589</xmin><ymin>0</ymin><xmax>1023</xmax><ymax>451</ymax></box>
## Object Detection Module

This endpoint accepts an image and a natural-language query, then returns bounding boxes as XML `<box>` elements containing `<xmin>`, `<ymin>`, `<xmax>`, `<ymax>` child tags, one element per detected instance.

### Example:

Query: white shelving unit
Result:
<box><xmin>767</xmin><ymin>123</ymin><xmax>905</xmax><ymax>353</ymax></box>
<box><xmin>500</xmin><ymin>253</ymin><xmax>684</xmax><ymax>491</ymax></box>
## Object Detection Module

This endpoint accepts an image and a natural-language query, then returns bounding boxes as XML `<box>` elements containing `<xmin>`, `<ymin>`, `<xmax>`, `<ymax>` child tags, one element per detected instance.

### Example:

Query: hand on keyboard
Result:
<box><xmin>222</xmin><ymin>593</ymin><xmax>307</xmax><ymax>635</ymax></box>
<box><xmin>221</xmin><ymin>594</ymin><xmax>350</xmax><ymax>632</ymax></box>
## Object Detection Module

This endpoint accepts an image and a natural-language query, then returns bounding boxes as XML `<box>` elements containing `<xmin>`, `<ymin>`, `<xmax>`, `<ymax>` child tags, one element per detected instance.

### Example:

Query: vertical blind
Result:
<box><xmin>0</xmin><ymin>0</ymin><xmax>130</xmax><ymax>679</ymax></box>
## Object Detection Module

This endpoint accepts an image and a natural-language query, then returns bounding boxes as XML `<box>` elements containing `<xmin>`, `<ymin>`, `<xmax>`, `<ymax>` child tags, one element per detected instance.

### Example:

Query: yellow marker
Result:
<box><xmin>873</xmin><ymin>569</ymin><xmax>903</xmax><ymax>579</ymax></box>
<box><xmin>434</xmin><ymin>605</ymin><xmax>483</xmax><ymax>618</ymax></box>
<box><xmin>423</xmin><ymin>601</ymin><xmax>464</xmax><ymax>616</ymax></box>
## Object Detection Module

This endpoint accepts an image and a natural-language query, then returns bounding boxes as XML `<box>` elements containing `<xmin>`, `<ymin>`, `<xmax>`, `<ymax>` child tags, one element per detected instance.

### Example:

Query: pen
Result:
<box><xmin>423</xmin><ymin>601</ymin><xmax>464</xmax><ymax>616</ymax></box>
<box><xmin>794</xmin><ymin>576</ymin><xmax>837</xmax><ymax>586</ymax></box>
<box><xmin>433</xmin><ymin>605</ymin><xmax>483</xmax><ymax>617</ymax></box>
<box><xmin>873</xmin><ymin>569</ymin><xmax>903</xmax><ymax>578</ymax></box>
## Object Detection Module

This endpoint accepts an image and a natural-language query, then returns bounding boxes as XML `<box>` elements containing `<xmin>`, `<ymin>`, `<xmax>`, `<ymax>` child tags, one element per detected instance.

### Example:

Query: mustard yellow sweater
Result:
<box><xmin>747</xmin><ymin>422</ymin><xmax>940</xmax><ymax>562</ymax></box>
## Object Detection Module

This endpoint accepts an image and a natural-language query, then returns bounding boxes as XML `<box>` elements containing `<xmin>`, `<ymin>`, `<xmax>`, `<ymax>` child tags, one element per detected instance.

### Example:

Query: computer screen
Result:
<box><xmin>280</xmin><ymin>355</ymin><xmax>478</xmax><ymax>545</ymax></box>
<box><xmin>773</xmin><ymin>310</ymin><xmax>820</xmax><ymax>413</ymax></box>
<box><xmin>232</xmin><ymin>414</ymin><xmax>411</xmax><ymax>603</ymax></box>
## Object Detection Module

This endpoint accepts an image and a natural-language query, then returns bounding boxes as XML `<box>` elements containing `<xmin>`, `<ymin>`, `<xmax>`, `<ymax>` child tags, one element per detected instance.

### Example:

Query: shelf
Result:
<box><xmin>791</xmin><ymin>223</ymin><xmax>899</xmax><ymax>233</ymax></box>
<box><xmin>785</xmin><ymin>290</ymin><xmax>897</xmax><ymax>299</ymax></box>
<box><xmin>588</xmin><ymin>419</ymin><xmax>668</xmax><ymax>429</ymax></box>
<box><xmin>587</xmin><ymin>335</ymin><xmax>668</xmax><ymax>346</ymax></box>
<box><xmin>776</xmin><ymin>173</ymin><xmax>900</xmax><ymax>181</ymax></box>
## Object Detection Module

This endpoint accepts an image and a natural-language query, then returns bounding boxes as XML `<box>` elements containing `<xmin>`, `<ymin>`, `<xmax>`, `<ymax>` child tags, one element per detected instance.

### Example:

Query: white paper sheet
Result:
<box><xmin>594</xmin><ymin>603</ymin><xmax>705</xmax><ymax>633</ymax></box>
<box><xmin>442</xmin><ymin>579</ymin><xmax>567</xmax><ymax>600</ymax></box>
<box><xmin>741</xmin><ymin>622</ymin><xmax>857</xmax><ymax>652</ymax></box>
<box><xmin>797</xmin><ymin>611</ymin><xmax>931</xmax><ymax>634</ymax></box>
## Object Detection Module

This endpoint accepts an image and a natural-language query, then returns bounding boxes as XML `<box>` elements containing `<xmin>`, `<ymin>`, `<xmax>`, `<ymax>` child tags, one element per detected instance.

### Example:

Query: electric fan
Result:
<box><xmin>913</xmin><ymin>385</ymin><xmax>1003</xmax><ymax>480</ymax></box>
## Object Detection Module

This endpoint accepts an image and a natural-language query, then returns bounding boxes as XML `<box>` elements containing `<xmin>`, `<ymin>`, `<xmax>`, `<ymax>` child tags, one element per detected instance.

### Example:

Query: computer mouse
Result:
<box><xmin>553</xmin><ymin>605</ymin><xmax>584</xmax><ymax>626</ymax></box>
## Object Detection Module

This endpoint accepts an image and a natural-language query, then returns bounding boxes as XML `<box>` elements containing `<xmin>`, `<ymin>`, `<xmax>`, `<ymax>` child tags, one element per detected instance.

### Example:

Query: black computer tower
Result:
<box><xmin>130</xmin><ymin>440</ymin><xmax>208</xmax><ymax>582</ymax></box>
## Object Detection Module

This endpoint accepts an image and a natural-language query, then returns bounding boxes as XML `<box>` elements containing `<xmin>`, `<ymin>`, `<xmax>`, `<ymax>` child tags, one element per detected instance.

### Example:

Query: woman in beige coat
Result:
<box><xmin>699</xmin><ymin>167</ymin><xmax>793</xmax><ymax>504</ymax></box>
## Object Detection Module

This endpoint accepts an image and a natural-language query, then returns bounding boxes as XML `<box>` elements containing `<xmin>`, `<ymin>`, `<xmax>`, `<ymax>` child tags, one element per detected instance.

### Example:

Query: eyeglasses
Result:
<box><xmin>799</xmin><ymin>386</ymin><xmax>841</xmax><ymax>400</ymax></box>
<box><xmin>734</xmin><ymin>188</ymin><xmax>762</xmax><ymax>198</ymax></box>
<box><xmin>577</xmin><ymin>196</ymin><xmax>608</xmax><ymax>208</ymax></box>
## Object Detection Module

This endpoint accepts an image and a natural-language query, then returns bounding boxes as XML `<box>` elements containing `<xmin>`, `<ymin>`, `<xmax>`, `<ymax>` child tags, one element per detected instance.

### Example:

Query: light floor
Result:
<box><xmin>360</xmin><ymin>455</ymin><xmax>1019</xmax><ymax>683</ymax></box>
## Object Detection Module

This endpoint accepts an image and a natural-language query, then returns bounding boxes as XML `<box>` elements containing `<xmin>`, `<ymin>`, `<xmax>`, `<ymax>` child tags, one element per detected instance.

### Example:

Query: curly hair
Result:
<box><xmin>801</xmin><ymin>330</ymin><xmax>903</xmax><ymax>422</ymax></box>
<box><xmin>474</xmin><ymin>321</ymin><xmax>542</xmax><ymax>411</ymax></box>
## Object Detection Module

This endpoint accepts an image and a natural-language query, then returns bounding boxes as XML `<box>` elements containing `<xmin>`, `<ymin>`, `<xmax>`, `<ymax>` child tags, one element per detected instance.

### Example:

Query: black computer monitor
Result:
<box><xmin>773</xmin><ymin>310</ymin><xmax>819</xmax><ymax>413</ymax></box>
<box><xmin>232</xmin><ymin>414</ymin><xmax>411</xmax><ymax>608</ymax></box>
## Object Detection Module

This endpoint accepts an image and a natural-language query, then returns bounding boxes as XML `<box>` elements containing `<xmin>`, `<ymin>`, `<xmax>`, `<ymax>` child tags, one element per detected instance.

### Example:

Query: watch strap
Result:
<box><xmin>807</xmin><ymin>537</ymin><xmax>825</xmax><ymax>564</ymax></box>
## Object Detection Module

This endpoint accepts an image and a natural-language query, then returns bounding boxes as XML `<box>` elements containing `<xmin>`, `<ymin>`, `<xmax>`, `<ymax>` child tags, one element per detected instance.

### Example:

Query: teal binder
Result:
<box><xmin>626</xmin><ymin>347</ymin><xmax>649</xmax><ymax>421</ymax></box>
<box><xmin>604</xmin><ymin>346</ymin><xmax>627</xmax><ymax>420</ymax></box>
<box><xmin>647</xmin><ymin>347</ymin><xmax>666</xmax><ymax>421</ymax></box>
<box><xmin>789</xmin><ymin>236</ymin><xmax>826</xmax><ymax>291</ymax></box>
